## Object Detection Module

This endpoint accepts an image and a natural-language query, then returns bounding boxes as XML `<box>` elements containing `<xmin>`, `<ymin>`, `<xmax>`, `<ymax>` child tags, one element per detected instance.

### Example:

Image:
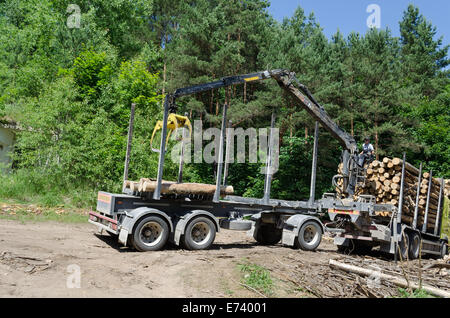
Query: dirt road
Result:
<box><xmin>0</xmin><ymin>219</ymin><xmax>448</xmax><ymax>298</ymax></box>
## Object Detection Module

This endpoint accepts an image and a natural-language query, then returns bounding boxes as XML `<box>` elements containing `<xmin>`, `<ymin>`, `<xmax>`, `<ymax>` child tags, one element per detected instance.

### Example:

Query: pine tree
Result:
<box><xmin>399</xmin><ymin>4</ymin><xmax>450</xmax><ymax>98</ymax></box>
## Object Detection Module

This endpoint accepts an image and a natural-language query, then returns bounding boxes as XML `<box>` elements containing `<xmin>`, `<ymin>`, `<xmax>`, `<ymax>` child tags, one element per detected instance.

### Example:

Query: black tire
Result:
<box><xmin>132</xmin><ymin>215</ymin><xmax>169</xmax><ymax>252</ymax></box>
<box><xmin>440</xmin><ymin>242</ymin><xmax>448</xmax><ymax>259</ymax></box>
<box><xmin>183</xmin><ymin>216</ymin><xmax>216</xmax><ymax>250</ymax></box>
<box><xmin>397</xmin><ymin>232</ymin><xmax>409</xmax><ymax>260</ymax></box>
<box><xmin>337</xmin><ymin>244</ymin><xmax>351</xmax><ymax>254</ymax></box>
<box><xmin>336</xmin><ymin>240</ymin><xmax>371</xmax><ymax>255</ymax></box>
<box><xmin>353</xmin><ymin>242</ymin><xmax>373</xmax><ymax>255</ymax></box>
<box><xmin>297</xmin><ymin>221</ymin><xmax>322</xmax><ymax>251</ymax></box>
<box><xmin>254</xmin><ymin>223</ymin><xmax>282</xmax><ymax>245</ymax></box>
<box><xmin>408</xmin><ymin>232</ymin><xmax>421</xmax><ymax>260</ymax></box>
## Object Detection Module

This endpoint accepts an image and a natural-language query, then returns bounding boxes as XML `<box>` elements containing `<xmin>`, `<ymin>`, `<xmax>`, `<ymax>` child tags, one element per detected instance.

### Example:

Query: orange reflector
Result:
<box><xmin>97</xmin><ymin>193</ymin><xmax>111</xmax><ymax>204</ymax></box>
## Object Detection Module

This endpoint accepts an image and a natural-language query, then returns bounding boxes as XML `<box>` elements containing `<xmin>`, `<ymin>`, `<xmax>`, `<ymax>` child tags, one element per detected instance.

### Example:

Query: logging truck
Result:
<box><xmin>88</xmin><ymin>69</ymin><xmax>448</xmax><ymax>259</ymax></box>
<box><xmin>88</xmin><ymin>69</ymin><xmax>359</xmax><ymax>252</ymax></box>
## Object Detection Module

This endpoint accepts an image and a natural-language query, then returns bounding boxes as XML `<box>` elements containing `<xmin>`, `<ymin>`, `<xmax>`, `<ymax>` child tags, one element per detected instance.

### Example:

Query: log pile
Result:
<box><xmin>445</xmin><ymin>179</ymin><xmax>450</xmax><ymax>199</ymax></box>
<box><xmin>341</xmin><ymin>157</ymin><xmax>445</xmax><ymax>230</ymax></box>
<box><xmin>123</xmin><ymin>178</ymin><xmax>234</xmax><ymax>197</ymax></box>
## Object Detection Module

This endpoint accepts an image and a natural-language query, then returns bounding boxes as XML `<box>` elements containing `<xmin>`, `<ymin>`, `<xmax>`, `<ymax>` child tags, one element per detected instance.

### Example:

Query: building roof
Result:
<box><xmin>0</xmin><ymin>117</ymin><xmax>23</xmax><ymax>131</ymax></box>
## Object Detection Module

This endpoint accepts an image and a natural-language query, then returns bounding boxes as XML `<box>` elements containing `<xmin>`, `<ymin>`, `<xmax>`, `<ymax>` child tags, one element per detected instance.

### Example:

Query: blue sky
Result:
<box><xmin>268</xmin><ymin>0</ymin><xmax>449</xmax><ymax>45</ymax></box>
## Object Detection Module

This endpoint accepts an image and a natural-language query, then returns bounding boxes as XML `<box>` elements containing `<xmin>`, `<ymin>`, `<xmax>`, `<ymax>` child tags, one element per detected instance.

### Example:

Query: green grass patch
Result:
<box><xmin>0</xmin><ymin>169</ymin><xmax>97</xmax><ymax>209</ymax></box>
<box><xmin>397</xmin><ymin>288</ymin><xmax>434</xmax><ymax>298</ymax></box>
<box><xmin>0</xmin><ymin>202</ymin><xmax>88</xmax><ymax>223</ymax></box>
<box><xmin>237</xmin><ymin>262</ymin><xmax>273</xmax><ymax>296</ymax></box>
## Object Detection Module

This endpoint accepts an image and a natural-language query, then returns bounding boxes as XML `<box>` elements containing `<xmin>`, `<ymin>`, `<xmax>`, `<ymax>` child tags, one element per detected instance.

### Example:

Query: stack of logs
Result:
<box><xmin>342</xmin><ymin>157</ymin><xmax>445</xmax><ymax>231</ymax></box>
<box><xmin>445</xmin><ymin>179</ymin><xmax>450</xmax><ymax>199</ymax></box>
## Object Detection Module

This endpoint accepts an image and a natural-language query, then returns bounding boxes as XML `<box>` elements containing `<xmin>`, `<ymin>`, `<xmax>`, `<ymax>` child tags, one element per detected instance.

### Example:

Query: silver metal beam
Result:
<box><xmin>309</xmin><ymin>121</ymin><xmax>319</xmax><ymax>205</ymax></box>
<box><xmin>213</xmin><ymin>104</ymin><xmax>228</xmax><ymax>202</ymax></box>
<box><xmin>122</xmin><ymin>103</ymin><xmax>135</xmax><ymax>192</ymax></box>
<box><xmin>434</xmin><ymin>178</ymin><xmax>444</xmax><ymax>236</ymax></box>
<box><xmin>153</xmin><ymin>97</ymin><xmax>170</xmax><ymax>200</ymax></box>
<box><xmin>422</xmin><ymin>170</ymin><xmax>433</xmax><ymax>233</ymax></box>
<box><xmin>394</xmin><ymin>152</ymin><xmax>406</xmax><ymax>262</ymax></box>
<box><xmin>396</xmin><ymin>152</ymin><xmax>406</xmax><ymax>224</ymax></box>
<box><xmin>412</xmin><ymin>162</ymin><xmax>423</xmax><ymax>229</ymax></box>
<box><xmin>177</xmin><ymin>112</ymin><xmax>189</xmax><ymax>184</ymax></box>
<box><xmin>222</xmin><ymin>120</ymin><xmax>232</xmax><ymax>187</ymax></box>
<box><xmin>262</xmin><ymin>112</ymin><xmax>276</xmax><ymax>205</ymax></box>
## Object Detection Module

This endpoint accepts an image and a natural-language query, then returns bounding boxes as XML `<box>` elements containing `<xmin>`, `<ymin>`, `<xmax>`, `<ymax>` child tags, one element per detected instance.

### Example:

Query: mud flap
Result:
<box><xmin>334</xmin><ymin>236</ymin><xmax>350</xmax><ymax>247</ymax></box>
<box><xmin>174</xmin><ymin>218</ymin><xmax>187</xmax><ymax>246</ymax></box>
<box><xmin>281</xmin><ymin>214</ymin><xmax>324</xmax><ymax>247</ymax></box>
<box><xmin>281</xmin><ymin>227</ymin><xmax>297</xmax><ymax>246</ymax></box>
<box><xmin>118</xmin><ymin>228</ymin><xmax>129</xmax><ymax>246</ymax></box>
<box><xmin>247</xmin><ymin>213</ymin><xmax>261</xmax><ymax>238</ymax></box>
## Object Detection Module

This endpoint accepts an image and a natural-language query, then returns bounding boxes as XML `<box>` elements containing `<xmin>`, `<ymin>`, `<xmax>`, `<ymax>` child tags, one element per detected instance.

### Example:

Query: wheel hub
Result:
<box><xmin>140</xmin><ymin>221</ymin><xmax>163</xmax><ymax>246</ymax></box>
<box><xmin>303</xmin><ymin>225</ymin><xmax>318</xmax><ymax>244</ymax></box>
<box><xmin>191</xmin><ymin>222</ymin><xmax>210</xmax><ymax>245</ymax></box>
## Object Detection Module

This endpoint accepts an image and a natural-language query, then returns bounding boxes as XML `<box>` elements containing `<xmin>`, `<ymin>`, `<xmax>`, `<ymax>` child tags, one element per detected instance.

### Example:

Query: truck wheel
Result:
<box><xmin>440</xmin><ymin>242</ymin><xmax>448</xmax><ymax>259</ymax></box>
<box><xmin>408</xmin><ymin>232</ymin><xmax>421</xmax><ymax>260</ymax></box>
<box><xmin>296</xmin><ymin>221</ymin><xmax>322</xmax><ymax>251</ymax></box>
<box><xmin>353</xmin><ymin>242</ymin><xmax>372</xmax><ymax>255</ymax></box>
<box><xmin>337</xmin><ymin>244</ymin><xmax>351</xmax><ymax>254</ymax></box>
<box><xmin>397</xmin><ymin>233</ymin><xmax>409</xmax><ymax>260</ymax></box>
<box><xmin>132</xmin><ymin>215</ymin><xmax>169</xmax><ymax>252</ymax></box>
<box><xmin>254</xmin><ymin>223</ymin><xmax>282</xmax><ymax>245</ymax></box>
<box><xmin>183</xmin><ymin>216</ymin><xmax>216</xmax><ymax>250</ymax></box>
<box><xmin>337</xmin><ymin>240</ymin><xmax>371</xmax><ymax>255</ymax></box>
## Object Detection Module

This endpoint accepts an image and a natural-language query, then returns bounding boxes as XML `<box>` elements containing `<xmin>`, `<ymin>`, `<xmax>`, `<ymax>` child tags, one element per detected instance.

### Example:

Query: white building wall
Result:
<box><xmin>0</xmin><ymin>127</ymin><xmax>15</xmax><ymax>172</ymax></box>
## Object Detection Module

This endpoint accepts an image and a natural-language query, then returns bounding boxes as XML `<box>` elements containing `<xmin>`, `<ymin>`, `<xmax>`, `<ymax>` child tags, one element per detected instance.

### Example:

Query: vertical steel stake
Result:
<box><xmin>153</xmin><ymin>97</ymin><xmax>170</xmax><ymax>200</ymax></box>
<box><xmin>122</xmin><ymin>103</ymin><xmax>135</xmax><ymax>192</ymax></box>
<box><xmin>422</xmin><ymin>170</ymin><xmax>433</xmax><ymax>233</ymax></box>
<box><xmin>213</xmin><ymin>104</ymin><xmax>228</xmax><ymax>202</ymax></box>
<box><xmin>394</xmin><ymin>152</ymin><xmax>407</xmax><ymax>262</ymax></box>
<box><xmin>177</xmin><ymin>112</ymin><xmax>189</xmax><ymax>184</ymax></box>
<box><xmin>309</xmin><ymin>122</ymin><xmax>319</xmax><ymax>206</ymax></box>
<box><xmin>434</xmin><ymin>178</ymin><xmax>444</xmax><ymax>236</ymax></box>
<box><xmin>223</xmin><ymin>120</ymin><xmax>232</xmax><ymax>187</ymax></box>
<box><xmin>262</xmin><ymin>112</ymin><xmax>276</xmax><ymax>205</ymax></box>
<box><xmin>412</xmin><ymin>163</ymin><xmax>423</xmax><ymax>229</ymax></box>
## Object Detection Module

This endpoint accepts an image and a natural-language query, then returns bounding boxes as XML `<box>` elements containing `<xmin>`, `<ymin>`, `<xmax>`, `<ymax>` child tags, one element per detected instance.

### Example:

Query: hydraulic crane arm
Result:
<box><xmin>153</xmin><ymin>69</ymin><xmax>360</xmax><ymax>199</ymax></box>
<box><xmin>168</xmin><ymin>69</ymin><xmax>357</xmax><ymax>154</ymax></box>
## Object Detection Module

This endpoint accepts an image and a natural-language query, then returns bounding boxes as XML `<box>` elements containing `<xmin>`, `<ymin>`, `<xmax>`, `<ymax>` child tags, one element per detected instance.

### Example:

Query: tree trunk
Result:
<box><xmin>350</xmin><ymin>114</ymin><xmax>354</xmax><ymax>137</ymax></box>
<box><xmin>305</xmin><ymin>126</ymin><xmax>308</xmax><ymax>144</ymax></box>
<box><xmin>374</xmin><ymin>121</ymin><xmax>379</xmax><ymax>161</ymax></box>
<box><xmin>243</xmin><ymin>82</ymin><xmax>247</xmax><ymax>103</ymax></box>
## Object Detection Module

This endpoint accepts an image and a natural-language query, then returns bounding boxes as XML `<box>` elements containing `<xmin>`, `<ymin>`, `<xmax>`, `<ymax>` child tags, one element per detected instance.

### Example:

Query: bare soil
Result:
<box><xmin>0</xmin><ymin>219</ymin><xmax>448</xmax><ymax>298</ymax></box>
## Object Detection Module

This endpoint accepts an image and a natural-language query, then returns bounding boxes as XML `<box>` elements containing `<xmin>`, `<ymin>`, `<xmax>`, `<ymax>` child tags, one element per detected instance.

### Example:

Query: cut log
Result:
<box><xmin>329</xmin><ymin>260</ymin><xmax>450</xmax><ymax>298</ymax></box>
<box><xmin>140</xmin><ymin>180</ymin><xmax>234</xmax><ymax>196</ymax></box>
<box><xmin>391</xmin><ymin>158</ymin><xmax>420</xmax><ymax>176</ymax></box>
